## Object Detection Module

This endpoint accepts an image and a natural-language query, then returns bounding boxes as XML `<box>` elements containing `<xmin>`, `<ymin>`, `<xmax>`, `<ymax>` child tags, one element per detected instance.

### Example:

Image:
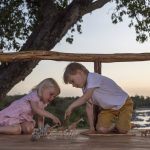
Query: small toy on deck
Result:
<box><xmin>48</xmin><ymin>118</ymin><xmax>84</xmax><ymax>137</ymax></box>
<box><xmin>31</xmin><ymin>118</ymin><xmax>84</xmax><ymax>141</ymax></box>
<box><xmin>68</xmin><ymin>118</ymin><xmax>84</xmax><ymax>130</ymax></box>
<box><xmin>31</xmin><ymin>124</ymin><xmax>58</xmax><ymax>141</ymax></box>
<box><xmin>140</xmin><ymin>129</ymin><xmax>150</xmax><ymax>137</ymax></box>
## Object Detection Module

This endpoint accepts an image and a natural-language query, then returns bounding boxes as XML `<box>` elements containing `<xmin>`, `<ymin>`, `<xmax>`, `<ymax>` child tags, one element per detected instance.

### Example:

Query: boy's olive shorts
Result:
<box><xmin>96</xmin><ymin>97</ymin><xmax>133</xmax><ymax>131</ymax></box>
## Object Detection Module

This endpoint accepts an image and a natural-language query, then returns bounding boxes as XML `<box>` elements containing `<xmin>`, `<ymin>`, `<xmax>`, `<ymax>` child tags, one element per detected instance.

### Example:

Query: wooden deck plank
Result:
<box><xmin>0</xmin><ymin>130</ymin><xmax>150</xmax><ymax>150</ymax></box>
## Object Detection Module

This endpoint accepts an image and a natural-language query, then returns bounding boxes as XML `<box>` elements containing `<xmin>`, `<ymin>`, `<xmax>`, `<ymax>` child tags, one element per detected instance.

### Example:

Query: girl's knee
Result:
<box><xmin>24</xmin><ymin>126</ymin><xmax>34</xmax><ymax>134</ymax></box>
<box><xmin>13</xmin><ymin>125</ymin><xmax>22</xmax><ymax>134</ymax></box>
<box><xmin>25</xmin><ymin>127</ymin><xmax>34</xmax><ymax>134</ymax></box>
<box><xmin>21</xmin><ymin>122</ymin><xmax>34</xmax><ymax>134</ymax></box>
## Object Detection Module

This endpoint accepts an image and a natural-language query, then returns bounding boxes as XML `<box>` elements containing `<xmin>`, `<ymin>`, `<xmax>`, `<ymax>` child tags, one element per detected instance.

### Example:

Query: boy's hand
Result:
<box><xmin>64</xmin><ymin>107</ymin><xmax>72</xmax><ymax>119</ymax></box>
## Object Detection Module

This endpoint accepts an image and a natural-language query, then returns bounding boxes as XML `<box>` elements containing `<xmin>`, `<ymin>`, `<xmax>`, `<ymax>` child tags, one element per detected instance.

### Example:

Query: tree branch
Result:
<box><xmin>81</xmin><ymin>0</ymin><xmax>112</xmax><ymax>16</ymax></box>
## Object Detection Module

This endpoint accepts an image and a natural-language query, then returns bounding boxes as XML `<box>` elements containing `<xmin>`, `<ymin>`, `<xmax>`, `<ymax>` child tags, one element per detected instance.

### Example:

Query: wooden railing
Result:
<box><xmin>1</xmin><ymin>50</ymin><xmax>150</xmax><ymax>73</ymax></box>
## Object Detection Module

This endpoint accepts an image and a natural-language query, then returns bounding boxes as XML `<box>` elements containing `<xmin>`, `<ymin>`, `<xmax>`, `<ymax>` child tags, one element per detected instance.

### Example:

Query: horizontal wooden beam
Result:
<box><xmin>0</xmin><ymin>50</ymin><xmax>150</xmax><ymax>63</ymax></box>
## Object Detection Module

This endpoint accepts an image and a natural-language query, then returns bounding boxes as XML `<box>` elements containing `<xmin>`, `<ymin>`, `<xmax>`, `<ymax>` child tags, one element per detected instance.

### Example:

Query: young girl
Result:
<box><xmin>0</xmin><ymin>78</ymin><xmax>61</xmax><ymax>135</ymax></box>
<box><xmin>63</xmin><ymin>62</ymin><xmax>133</xmax><ymax>134</ymax></box>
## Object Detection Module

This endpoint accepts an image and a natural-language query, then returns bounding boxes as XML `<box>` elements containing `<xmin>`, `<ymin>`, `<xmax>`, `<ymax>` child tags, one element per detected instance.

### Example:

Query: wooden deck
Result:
<box><xmin>0</xmin><ymin>129</ymin><xmax>150</xmax><ymax>150</ymax></box>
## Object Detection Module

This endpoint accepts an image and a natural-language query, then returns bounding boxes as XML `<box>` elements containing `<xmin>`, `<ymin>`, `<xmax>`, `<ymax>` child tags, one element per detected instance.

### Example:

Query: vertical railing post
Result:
<box><xmin>94</xmin><ymin>61</ymin><xmax>101</xmax><ymax>74</ymax></box>
<box><xmin>93</xmin><ymin>61</ymin><xmax>102</xmax><ymax>130</ymax></box>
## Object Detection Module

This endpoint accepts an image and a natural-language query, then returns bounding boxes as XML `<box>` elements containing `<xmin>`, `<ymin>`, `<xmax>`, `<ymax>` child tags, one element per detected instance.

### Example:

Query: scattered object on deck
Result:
<box><xmin>68</xmin><ymin>118</ymin><xmax>84</xmax><ymax>130</ymax></box>
<box><xmin>31</xmin><ymin>118</ymin><xmax>84</xmax><ymax>141</ymax></box>
<box><xmin>48</xmin><ymin>129</ymin><xmax>78</xmax><ymax>137</ymax></box>
<box><xmin>31</xmin><ymin>124</ymin><xmax>58</xmax><ymax>141</ymax></box>
<box><xmin>140</xmin><ymin>129</ymin><xmax>150</xmax><ymax>136</ymax></box>
<box><xmin>131</xmin><ymin>123</ymin><xmax>140</xmax><ymax>129</ymax></box>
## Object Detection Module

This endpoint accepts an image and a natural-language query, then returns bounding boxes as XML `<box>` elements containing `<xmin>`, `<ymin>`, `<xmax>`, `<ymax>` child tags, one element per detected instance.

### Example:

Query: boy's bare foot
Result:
<box><xmin>80</xmin><ymin>129</ymin><xmax>96</xmax><ymax>135</ymax></box>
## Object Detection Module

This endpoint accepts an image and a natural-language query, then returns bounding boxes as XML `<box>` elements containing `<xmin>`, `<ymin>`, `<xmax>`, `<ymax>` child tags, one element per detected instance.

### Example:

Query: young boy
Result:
<box><xmin>63</xmin><ymin>62</ymin><xmax>133</xmax><ymax>134</ymax></box>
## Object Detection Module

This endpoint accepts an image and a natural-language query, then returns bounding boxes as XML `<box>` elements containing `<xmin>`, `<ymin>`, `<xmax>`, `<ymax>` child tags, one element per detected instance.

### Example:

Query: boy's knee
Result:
<box><xmin>96</xmin><ymin>123</ymin><xmax>115</xmax><ymax>134</ymax></box>
<box><xmin>116</xmin><ymin>124</ymin><xmax>130</xmax><ymax>134</ymax></box>
<box><xmin>117</xmin><ymin>127</ymin><xmax>128</xmax><ymax>134</ymax></box>
<box><xmin>96</xmin><ymin>127</ymin><xmax>110</xmax><ymax>134</ymax></box>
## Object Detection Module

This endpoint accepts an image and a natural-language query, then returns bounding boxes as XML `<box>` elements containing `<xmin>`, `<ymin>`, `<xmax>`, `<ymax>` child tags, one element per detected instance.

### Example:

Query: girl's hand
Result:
<box><xmin>64</xmin><ymin>107</ymin><xmax>72</xmax><ymax>120</ymax></box>
<box><xmin>51</xmin><ymin>116</ymin><xmax>61</xmax><ymax>125</ymax></box>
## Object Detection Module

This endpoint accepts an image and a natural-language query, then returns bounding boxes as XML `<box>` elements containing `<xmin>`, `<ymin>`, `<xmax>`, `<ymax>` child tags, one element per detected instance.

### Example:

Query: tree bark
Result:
<box><xmin>0</xmin><ymin>0</ymin><xmax>111</xmax><ymax>100</ymax></box>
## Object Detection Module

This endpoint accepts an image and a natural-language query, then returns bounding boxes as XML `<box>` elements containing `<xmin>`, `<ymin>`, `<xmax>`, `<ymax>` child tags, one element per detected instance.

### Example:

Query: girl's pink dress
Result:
<box><xmin>0</xmin><ymin>91</ymin><xmax>46</xmax><ymax>126</ymax></box>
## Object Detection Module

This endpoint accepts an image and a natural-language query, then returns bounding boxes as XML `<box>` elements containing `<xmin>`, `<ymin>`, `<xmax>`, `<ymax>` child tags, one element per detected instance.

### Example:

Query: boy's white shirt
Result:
<box><xmin>82</xmin><ymin>72</ymin><xmax>128</xmax><ymax>110</ymax></box>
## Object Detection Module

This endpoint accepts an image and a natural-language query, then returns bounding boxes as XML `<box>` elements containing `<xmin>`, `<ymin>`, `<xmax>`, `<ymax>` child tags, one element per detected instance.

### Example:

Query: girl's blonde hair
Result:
<box><xmin>63</xmin><ymin>62</ymin><xmax>89</xmax><ymax>84</ymax></box>
<box><xmin>32</xmin><ymin>78</ymin><xmax>60</xmax><ymax>97</ymax></box>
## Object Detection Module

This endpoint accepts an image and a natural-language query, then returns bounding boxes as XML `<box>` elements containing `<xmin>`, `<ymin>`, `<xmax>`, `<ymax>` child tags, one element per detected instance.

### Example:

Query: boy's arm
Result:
<box><xmin>86</xmin><ymin>99</ymin><xmax>95</xmax><ymax>131</ymax></box>
<box><xmin>65</xmin><ymin>88</ymin><xmax>95</xmax><ymax>119</ymax></box>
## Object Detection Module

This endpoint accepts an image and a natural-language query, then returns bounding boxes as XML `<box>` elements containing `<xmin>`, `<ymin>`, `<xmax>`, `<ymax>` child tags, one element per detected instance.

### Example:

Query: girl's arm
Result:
<box><xmin>37</xmin><ymin>116</ymin><xmax>44</xmax><ymax>128</ymax></box>
<box><xmin>65</xmin><ymin>88</ymin><xmax>95</xmax><ymax>119</ymax></box>
<box><xmin>30</xmin><ymin>101</ymin><xmax>61</xmax><ymax>125</ymax></box>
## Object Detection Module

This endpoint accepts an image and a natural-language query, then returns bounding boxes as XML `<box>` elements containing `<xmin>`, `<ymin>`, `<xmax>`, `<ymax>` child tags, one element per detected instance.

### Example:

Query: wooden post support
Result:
<box><xmin>94</xmin><ymin>61</ymin><xmax>102</xmax><ymax>74</ymax></box>
<box><xmin>93</xmin><ymin>61</ymin><xmax>102</xmax><ymax>130</ymax></box>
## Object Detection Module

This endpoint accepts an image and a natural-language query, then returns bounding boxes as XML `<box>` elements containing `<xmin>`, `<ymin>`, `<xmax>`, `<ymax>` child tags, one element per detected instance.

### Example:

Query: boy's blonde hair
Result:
<box><xmin>63</xmin><ymin>62</ymin><xmax>89</xmax><ymax>84</ymax></box>
<box><xmin>32</xmin><ymin>78</ymin><xmax>60</xmax><ymax>97</ymax></box>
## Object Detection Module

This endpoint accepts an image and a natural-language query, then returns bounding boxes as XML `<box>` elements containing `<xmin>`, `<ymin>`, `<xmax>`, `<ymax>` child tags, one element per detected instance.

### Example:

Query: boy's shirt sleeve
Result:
<box><xmin>86</xmin><ymin>73</ymin><xmax>102</xmax><ymax>89</ymax></box>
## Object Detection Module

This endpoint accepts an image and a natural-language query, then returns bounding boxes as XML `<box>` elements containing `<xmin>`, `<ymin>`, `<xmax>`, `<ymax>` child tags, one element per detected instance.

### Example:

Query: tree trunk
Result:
<box><xmin>0</xmin><ymin>0</ymin><xmax>110</xmax><ymax>100</ymax></box>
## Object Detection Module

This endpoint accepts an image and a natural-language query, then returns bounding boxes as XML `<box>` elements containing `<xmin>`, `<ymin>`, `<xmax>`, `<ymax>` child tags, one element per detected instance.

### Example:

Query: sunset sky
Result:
<box><xmin>8</xmin><ymin>2</ymin><xmax>150</xmax><ymax>97</ymax></box>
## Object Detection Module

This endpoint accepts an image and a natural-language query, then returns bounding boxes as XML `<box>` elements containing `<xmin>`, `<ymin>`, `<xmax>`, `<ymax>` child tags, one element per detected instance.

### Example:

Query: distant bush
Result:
<box><xmin>131</xmin><ymin>95</ymin><xmax>150</xmax><ymax>109</ymax></box>
<box><xmin>1</xmin><ymin>95</ymin><xmax>150</xmax><ymax>128</ymax></box>
<box><xmin>0</xmin><ymin>95</ymin><xmax>24</xmax><ymax>110</ymax></box>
